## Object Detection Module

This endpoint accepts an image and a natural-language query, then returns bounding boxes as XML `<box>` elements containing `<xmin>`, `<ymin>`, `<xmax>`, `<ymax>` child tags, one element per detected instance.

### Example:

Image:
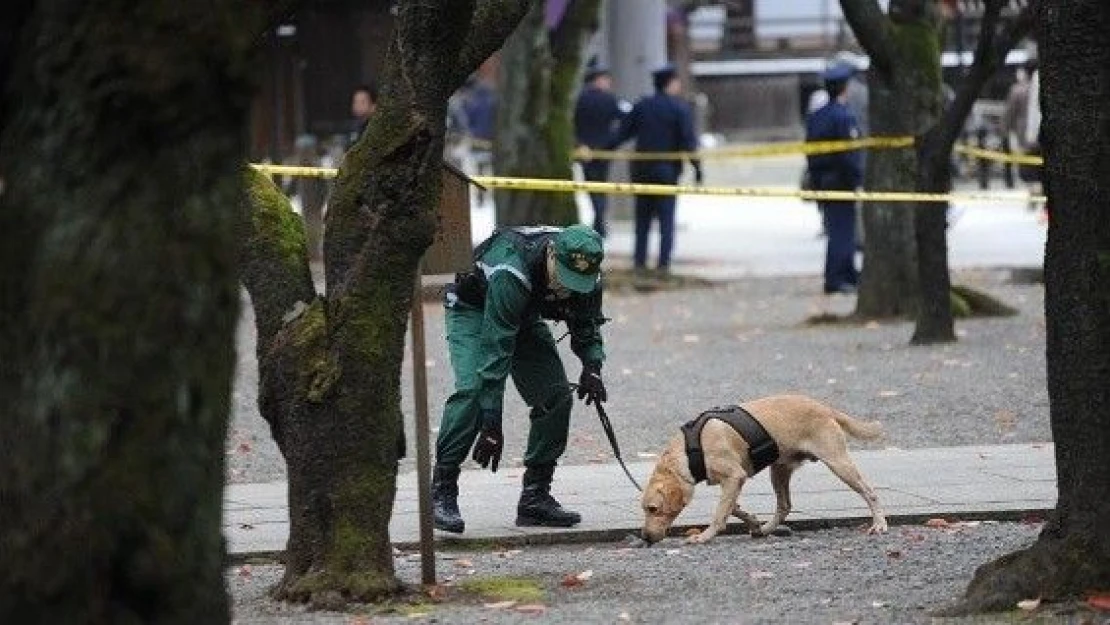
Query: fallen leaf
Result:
<box><xmin>995</xmin><ymin>410</ymin><xmax>1017</xmax><ymax>431</ymax></box>
<box><xmin>886</xmin><ymin>550</ymin><xmax>902</xmax><ymax>559</ymax></box>
<box><xmin>1017</xmin><ymin>598</ymin><xmax>1041</xmax><ymax>611</ymax></box>
<box><xmin>515</xmin><ymin>604</ymin><xmax>547</xmax><ymax>615</ymax></box>
<box><xmin>237</xmin><ymin>441</ymin><xmax>252</xmax><ymax>454</ymax></box>
<box><xmin>424</xmin><ymin>584</ymin><xmax>448</xmax><ymax>600</ymax></box>
<box><xmin>749</xmin><ymin>570</ymin><xmax>775</xmax><ymax>580</ymax></box>
<box><xmin>1022</xmin><ymin>512</ymin><xmax>1044</xmax><ymax>525</ymax></box>
<box><xmin>560</xmin><ymin>574</ymin><xmax>583</xmax><ymax>588</ymax></box>
<box><xmin>454</xmin><ymin>559</ymin><xmax>473</xmax><ymax>569</ymax></box>
<box><xmin>925</xmin><ymin>518</ymin><xmax>951</xmax><ymax>529</ymax></box>
<box><xmin>348</xmin><ymin>617</ymin><xmax>371</xmax><ymax>625</ymax></box>
<box><xmin>484</xmin><ymin>600</ymin><xmax>517</xmax><ymax>610</ymax></box>
<box><xmin>1086</xmin><ymin>593</ymin><xmax>1110</xmax><ymax>611</ymax></box>
<box><xmin>236</xmin><ymin>565</ymin><xmax>252</xmax><ymax>578</ymax></box>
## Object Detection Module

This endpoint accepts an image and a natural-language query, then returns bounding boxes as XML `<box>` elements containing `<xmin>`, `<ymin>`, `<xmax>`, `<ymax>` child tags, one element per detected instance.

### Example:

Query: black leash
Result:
<box><xmin>592</xmin><ymin>399</ymin><xmax>644</xmax><ymax>493</ymax></box>
<box><xmin>563</xmin><ymin>382</ymin><xmax>642</xmax><ymax>493</ymax></box>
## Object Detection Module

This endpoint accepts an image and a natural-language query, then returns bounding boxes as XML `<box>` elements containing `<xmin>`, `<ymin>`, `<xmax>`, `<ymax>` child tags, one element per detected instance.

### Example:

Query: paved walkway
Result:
<box><xmin>224</xmin><ymin>443</ymin><xmax>1055</xmax><ymax>557</ymax></box>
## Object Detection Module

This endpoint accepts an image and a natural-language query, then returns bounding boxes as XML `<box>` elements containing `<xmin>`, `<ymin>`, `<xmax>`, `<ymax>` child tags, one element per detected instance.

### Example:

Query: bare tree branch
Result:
<box><xmin>455</xmin><ymin>0</ymin><xmax>538</xmax><ymax>86</ymax></box>
<box><xmin>839</xmin><ymin>0</ymin><xmax>896</xmax><ymax>77</ymax></box>
<box><xmin>927</xmin><ymin>0</ymin><xmax>1036</xmax><ymax>158</ymax></box>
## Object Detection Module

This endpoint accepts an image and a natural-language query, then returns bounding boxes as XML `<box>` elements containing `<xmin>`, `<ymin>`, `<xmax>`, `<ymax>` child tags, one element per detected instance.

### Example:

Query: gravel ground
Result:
<box><xmin>226</xmin><ymin>270</ymin><xmax>1049</xmax><ymax>484</ymax></box>
<box><xmin>225</xmin><ymin>521</ymin><xmax>1103</xmax><ymax>624</ymax></box>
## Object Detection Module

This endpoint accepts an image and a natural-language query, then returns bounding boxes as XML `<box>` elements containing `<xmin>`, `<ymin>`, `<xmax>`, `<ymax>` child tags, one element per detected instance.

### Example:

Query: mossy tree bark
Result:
<box><xmin>239</xmin><ymin>0</ymin><xmax>536</xmax><ymax>606</ymax></box>
<box><xmin>940</xmin><ymin>0</ymin><xmax>1110</xmax><ymax>613</ymax></box>
<box><xmin>0</xmin><ymin>1</ymin><xmax>260</xmax><ymax>623</ymax></box>
<box><xmin>494</xmin><ymin>0</ymin><xmax>602</xmax><ymax>226</ymax></box>
<box><xmin>841</xmin><ymin>0</ymin><xmax>1031</xmax><ymax>335</ymax></box>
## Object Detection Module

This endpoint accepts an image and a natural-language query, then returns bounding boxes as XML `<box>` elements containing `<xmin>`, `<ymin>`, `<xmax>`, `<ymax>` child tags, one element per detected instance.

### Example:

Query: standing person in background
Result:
<box><xmin>348</xmin><ymin>83</ymin><xmax>378</xmax><ymax>148</ymax></box>
<box><xmin>574</xmin><ymin>61</ymin><xmax>628</xmax><ymax>238</ymax></box>
<box><xmin>1022</xmin><ymin>62</ymin><xmax>1046</xmax><ymax>216</ymax></box>
<box><xmin>1001</xmin><ymin>63</ymin><xmax>1033</xmax><ymax>189</ymax></box>
<box><xmin>462</xmin><ymin>76</ymin><xmax>497</xmax><ymax>169</ymax></box>
<box><xmin>605</xmin><ymin>64</ymin><xmax>702</xmax><ymax>274</ymax></box>
<box><xmin>806</xmin><ymin>63</ymin><xmax>864</xmax><ymax>295</ymax></box>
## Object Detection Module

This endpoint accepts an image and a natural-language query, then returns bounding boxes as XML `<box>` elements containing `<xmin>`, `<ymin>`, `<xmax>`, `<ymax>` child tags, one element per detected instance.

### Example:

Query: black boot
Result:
<box><xmin>432</xmin><ymin>466</ymin><xmax>464</xmax><ymax>533</ymax></box>
<box><xmin>516</xmin><ymin>465</ymin><xmax>581</xmax><ymax>527</ymax></box>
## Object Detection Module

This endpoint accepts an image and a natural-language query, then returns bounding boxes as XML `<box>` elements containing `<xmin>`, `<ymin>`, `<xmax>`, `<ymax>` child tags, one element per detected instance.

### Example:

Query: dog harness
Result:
<box><xmin>680</xmin><ymin>405</ymin><xmax>780</xmax><ymax>484</ymax></box>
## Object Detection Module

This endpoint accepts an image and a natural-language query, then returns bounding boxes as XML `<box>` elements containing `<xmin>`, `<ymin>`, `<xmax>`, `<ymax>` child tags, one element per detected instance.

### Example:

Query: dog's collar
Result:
<box><xmin>679</xmin><ymin>405</ymin><xmax>780</xmax><ymax>484</ymax></box>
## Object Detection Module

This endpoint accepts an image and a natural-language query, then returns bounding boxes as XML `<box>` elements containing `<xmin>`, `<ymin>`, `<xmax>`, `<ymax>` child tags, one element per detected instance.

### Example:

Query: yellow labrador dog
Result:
<box><xmin>641</xmin><ymin>394</ymin><xmax>888</xmax><ymax>545</ymax></box>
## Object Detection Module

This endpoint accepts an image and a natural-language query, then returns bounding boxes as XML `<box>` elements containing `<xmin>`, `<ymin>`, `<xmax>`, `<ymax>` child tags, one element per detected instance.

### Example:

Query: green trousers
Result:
<box><xmin>435</xmin><ymin>302</ymin><xmax>573</xmax><ymax>469</ymax></box>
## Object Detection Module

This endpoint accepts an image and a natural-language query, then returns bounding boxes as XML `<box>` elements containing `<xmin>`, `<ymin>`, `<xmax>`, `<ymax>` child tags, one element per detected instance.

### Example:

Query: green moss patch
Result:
<box><xmin>458</xmin><ymin>576</ymin><xmax>545</xmax><ymax>603</ymax></box>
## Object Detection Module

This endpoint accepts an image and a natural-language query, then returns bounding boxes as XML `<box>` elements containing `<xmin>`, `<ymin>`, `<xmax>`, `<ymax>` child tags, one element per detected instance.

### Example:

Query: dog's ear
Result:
<box><xmin>659</xmin><ymin>478</ymin><xmax>688</xmax><ymax>514</ymax></box>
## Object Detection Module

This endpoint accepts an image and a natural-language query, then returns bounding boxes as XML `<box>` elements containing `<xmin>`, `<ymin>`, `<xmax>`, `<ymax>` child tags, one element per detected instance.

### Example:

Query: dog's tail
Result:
<box><xmin>828</xmin><ymin>409</ymin><xmax>884</xmax><ymax>441</ymax></box>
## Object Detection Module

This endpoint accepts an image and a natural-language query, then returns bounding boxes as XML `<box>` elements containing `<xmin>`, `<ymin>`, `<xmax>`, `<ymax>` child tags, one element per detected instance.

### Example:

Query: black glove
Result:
<box><xmin>471</xmin><ymin>408</ymin><xmax>504</xmax><ymax>472</ymax></box>
<box><xmin>692</xmin><ymin>161</ymin><xmax>704</xmax><ymax>185</ymax></box>
<box><xmin>577</xmin><ymin>363</ymin><xmax>607</xmax><ymax>406</ymax></box>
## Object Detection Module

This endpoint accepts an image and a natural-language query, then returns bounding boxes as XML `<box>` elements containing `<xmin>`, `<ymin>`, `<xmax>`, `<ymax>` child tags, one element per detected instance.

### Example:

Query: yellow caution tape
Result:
<box><xmin>248</xmin><ymin>165</ymin><xmax>1045</xmax><ymax>204</ymax></box>
<box><xmin>252</xmin><ymin>163</ymin><xmax>338</xmax><ymax>178</ymax></box>
<box><xmin>954</xmin><ymin>144</ymin><xmax>1044</xmax><ymax>166</ymax></box>
<box><xmin>580</xmin><ymin>136</ymin><xmax>915</xmax><ymax>161</ymax></box>
<box><xmin>472</xmin><ymin>176</ymin><xmax>1046</xmax><ymax>204</ymax></box>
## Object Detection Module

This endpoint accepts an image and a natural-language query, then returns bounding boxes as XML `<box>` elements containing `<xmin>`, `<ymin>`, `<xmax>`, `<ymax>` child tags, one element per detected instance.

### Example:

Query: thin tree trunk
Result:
<box><xmin>238</xmin><ymin>1</ymin><xmax>537</xmax><ymax>606</ymax></box>
<box><xmin>495</xmin><ymin>0</ymin><xmax>601</xmax><ymax>226</ymax></box>
<box><xmin>0</xmin><ymin>1</ymin><xmax>259</xmax><ymax>622</ymax></box>
<box><xmin>941</xmin><ymin>0</ymin><xmax>1110</xmax><ymax>613</ymax></box>
<box><xmin>911</xmin><ymin>136</ymin><xmax>956</xmax><ymax>344</ymax></box>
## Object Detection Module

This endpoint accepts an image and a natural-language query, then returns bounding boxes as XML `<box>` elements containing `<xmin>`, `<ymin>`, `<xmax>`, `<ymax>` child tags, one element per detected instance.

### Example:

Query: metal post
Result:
<box><xmin>410</xmin><ymin>265</ymin><xmax>436</xmax><ymax>586</ymax></box>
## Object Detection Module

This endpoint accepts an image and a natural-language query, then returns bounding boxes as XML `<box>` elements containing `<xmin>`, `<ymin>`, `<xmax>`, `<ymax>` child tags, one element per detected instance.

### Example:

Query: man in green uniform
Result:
<box><xmin>433</xmin><ymin>225</ymin><xmax>609</xmax><ymax>533</ymax></box>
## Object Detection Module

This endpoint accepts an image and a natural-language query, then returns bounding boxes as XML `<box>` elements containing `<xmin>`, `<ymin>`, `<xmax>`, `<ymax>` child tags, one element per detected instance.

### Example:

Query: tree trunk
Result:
<box><xmin>855</xmin><ymin>7</ymin><xmax>943</xmax><ymax>319</ymax></box>
<box><xmin>941</xmin><ymin>0</ymin><xmax>1110</xmax><ymax>613</ymax></box>
<box><xmin>494</xmin><ymin>0</ymin><xmax>601</xmax><ymax>226</ymax></box>
<box><xmin>911</xmin><ymin>132</ymin><xmax>958</xmax><ymax>344</ymax></box>
<box><xmin>238</xmin><ymin>1</ymin><xmax>536</xmax><ymax>606</ymax></box>
<box><xmin>0</xmin><ymin>2</ymin><xmax>259</xmax><ymax>622</ymax></box>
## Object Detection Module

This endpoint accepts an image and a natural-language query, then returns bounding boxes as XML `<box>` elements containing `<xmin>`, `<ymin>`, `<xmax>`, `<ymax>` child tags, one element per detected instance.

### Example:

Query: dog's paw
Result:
<box><xmin>685</xmin><ymin>531</ymin><xmax>715</xmax><ymax>545</ymax></box>
<box><xmin>866</xmin><ymin>520</ymin><xmax>889</xmax><ymax>534</ymax></box>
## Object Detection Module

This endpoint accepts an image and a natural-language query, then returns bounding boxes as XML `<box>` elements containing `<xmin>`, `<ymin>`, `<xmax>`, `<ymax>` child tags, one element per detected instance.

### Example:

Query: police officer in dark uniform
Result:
<box><xmin>607</xmin><ymin>64</ymin><xmax>702</xmax><ymax>272</ymax></box>
<box><xmin>574</xmin><ymin>62</ymin><xmax>628</xmax><ymax>238</ymax></box>
<box><xmin>806</xmin><ymin>63</ymin><xmax>864</xmax><ymax>294</ymax></box>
